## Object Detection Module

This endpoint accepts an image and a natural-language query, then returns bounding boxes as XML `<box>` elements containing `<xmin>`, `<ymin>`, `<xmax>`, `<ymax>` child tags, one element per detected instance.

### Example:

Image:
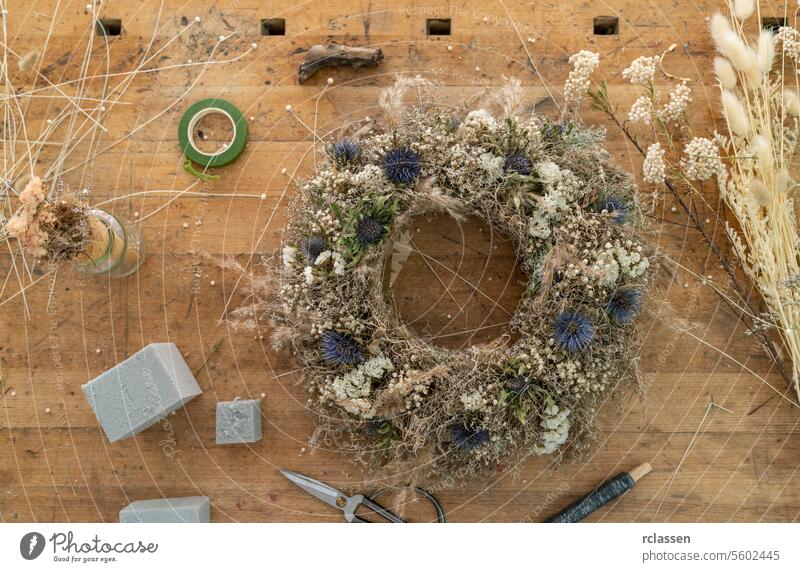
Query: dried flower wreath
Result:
<box><xmin>269</xmin><ymin>77</ymin><xmax>654</xmax><ymax>479</ymax></box>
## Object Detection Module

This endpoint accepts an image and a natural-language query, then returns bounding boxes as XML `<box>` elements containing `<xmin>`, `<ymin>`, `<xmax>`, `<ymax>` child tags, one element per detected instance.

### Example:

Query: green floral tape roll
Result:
<box><xmin>178</xmin><ymin>98</ymin><xmax>248</xmax><ymax>168</ymax></box>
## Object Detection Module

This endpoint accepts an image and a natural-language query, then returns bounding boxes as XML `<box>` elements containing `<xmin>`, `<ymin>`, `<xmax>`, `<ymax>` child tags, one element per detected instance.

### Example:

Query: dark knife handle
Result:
<box><xmin>544</xmin><ymin>472</ymin><xmax>635</xmax><ymax>523</ymax></box>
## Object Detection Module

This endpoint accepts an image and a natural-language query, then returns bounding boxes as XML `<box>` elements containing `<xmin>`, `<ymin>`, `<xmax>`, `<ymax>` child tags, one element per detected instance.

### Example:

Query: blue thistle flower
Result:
<box><xmin>300</xmin><ymin>235</ymin><xmax>326</xmax><ymax>264</ymax></box>
<box><xmin>356</xmin><ymin>215</ymin><xmax>385</xmax><ymax>246</ymax></box>
<box><xmin>383</xmin><ymin>148</ymin><xmax>421</xmax><ymax>185</ymax></box>
<box><xmin>607</xmin><ymin>289</ymin><xmax>642</xmax><ymax>325</ymax></box>
<box><xmin>332</xmin><ymin>138</ymin><xmax>358</xmax><ymax>165</ymax></box>
<box><xmin>320</xmin><ymin>330</ymin><xmax>365</xmax><ymax>366</ymax></box>
<box><xmin>451</xmin><ymin>423</ymin><xmax>489</xmax><ymax>452</ymax></box>
<box><xmin>554</xmin><ymin>311</ymin><xmax>595</xmax><ymax>353</ymax></box>
<box><xmin>504</xmin><ymin>152</ymin><xmax>531</xmax><ymax>175</ymax></box>
<box><xmin>595</xmin><ymin>196</ymin><xmax>628</xmax><ymax>224</ymax></box>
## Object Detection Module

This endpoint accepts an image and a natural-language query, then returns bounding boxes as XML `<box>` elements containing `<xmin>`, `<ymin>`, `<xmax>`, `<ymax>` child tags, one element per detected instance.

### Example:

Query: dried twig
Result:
<box><xmin>298</xmin><ymin>43</ymin><xmax>384</xmax><ymax>84</ymax></box>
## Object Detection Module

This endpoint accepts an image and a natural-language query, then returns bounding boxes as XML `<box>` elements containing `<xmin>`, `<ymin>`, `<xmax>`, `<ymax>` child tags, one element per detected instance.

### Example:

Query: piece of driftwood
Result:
<box><xmin>298</xmin><ymin>43</ymin><xmax>384</xmax><ymax>84</ymax></box>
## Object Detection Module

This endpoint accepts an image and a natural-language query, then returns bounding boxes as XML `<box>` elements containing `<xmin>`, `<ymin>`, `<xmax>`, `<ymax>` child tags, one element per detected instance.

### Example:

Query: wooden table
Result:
<box><xmin>1</xmin><ymin>0</ymin><xmax>798</xmax><ymax>522</ymax></box>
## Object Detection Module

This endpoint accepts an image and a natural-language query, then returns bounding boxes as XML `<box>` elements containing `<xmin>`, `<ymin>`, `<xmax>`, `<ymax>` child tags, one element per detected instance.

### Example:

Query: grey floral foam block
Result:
<box><xmin>82</xmin><ymin>343</ymin><xmax>202</xmax><ymax>443</ymax></box>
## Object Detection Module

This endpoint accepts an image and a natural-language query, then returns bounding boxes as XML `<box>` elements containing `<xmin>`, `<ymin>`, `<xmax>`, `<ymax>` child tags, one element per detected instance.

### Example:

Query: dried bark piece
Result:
<box><xmin>298</xmin><ymin>43</ymin><xmax>383</xmax><ymax>84</ymax></box>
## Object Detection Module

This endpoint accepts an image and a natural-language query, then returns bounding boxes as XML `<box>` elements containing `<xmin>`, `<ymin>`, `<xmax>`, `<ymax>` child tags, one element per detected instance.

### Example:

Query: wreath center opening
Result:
<box><xmin>384</xmin><ymin>212</ymin><xmax>526</xmax><ymax>350</ymax></box>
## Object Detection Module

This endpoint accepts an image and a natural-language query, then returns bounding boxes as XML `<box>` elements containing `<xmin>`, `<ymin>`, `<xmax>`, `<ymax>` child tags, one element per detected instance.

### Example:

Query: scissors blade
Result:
<box><xmin>280</xmin><ymin>469</ymin><xmax>348</xmax><ymax>511</ymax></box>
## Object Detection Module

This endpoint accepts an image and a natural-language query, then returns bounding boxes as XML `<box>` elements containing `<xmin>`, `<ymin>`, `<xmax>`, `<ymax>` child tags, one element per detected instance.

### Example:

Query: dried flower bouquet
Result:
<box><xmin>3</xmin><ymin>176</ymin><xmax>142</xmax><ymax>276</ymax></box>
<box><xmin>589</xmin><ymin>0</ymin><xmax>800</xmax><ymax>402</ymax></box>
<box><xmin>711</xmin><ymin>3</ymin><xmax>800</xmax><ymax>401</ymax></box>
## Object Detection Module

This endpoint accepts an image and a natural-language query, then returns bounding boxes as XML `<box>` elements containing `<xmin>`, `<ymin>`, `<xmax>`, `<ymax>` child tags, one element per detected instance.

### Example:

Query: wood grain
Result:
<box><xmin>0</xmin><ymin>0</ymin><xmax>798</xmax><ymax>523</ymax></box>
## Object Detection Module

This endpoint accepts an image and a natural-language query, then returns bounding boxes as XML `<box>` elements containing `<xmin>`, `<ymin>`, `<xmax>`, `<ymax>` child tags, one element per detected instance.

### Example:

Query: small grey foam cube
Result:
<box><xmin>119</xmin><ymin>496</ymin><xmax>210</xmax><ymax>523</ymax></box>
<box><xmin>216</xmin><ymin>399</ymin><xmax>262</xmax><ymax>444</ymax></box>
<box><xmin>82</xmin><ymin>343</ymin><xmax>202</xmax><ymax>443</ymax></box>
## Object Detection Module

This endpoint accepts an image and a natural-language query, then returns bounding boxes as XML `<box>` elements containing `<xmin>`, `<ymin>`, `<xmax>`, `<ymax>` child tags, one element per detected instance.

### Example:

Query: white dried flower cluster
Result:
<box><xmin>326</xmin><ymin>355</ymin><xmax>394</xmax><ymax>418</ymax></box>
<box><xmin>531</xmin><ymin>404</ymin><xmax>571</xmax><ymax>455</ymax></box>
<box><xmin>622</xmin><ymin>55</ymin><xmax>660</xmax><ymax>85</ymax></box>
<box><xmin>528</xmin><ymin>212</ymin><xmax>551</xmax><ymax>239</ymax></box>
<box><xmin>628</xmin><ymin>95</ymin><xmax>653</xmax><ymax>124</ymax></box>
<box><xmin>442</xmin><ymin>144</ymin><xmax>504</xmax><ymax>195</ymax></box>
<box><xmin>332</xmin><ymin>251</ymin><xmax>346</xmax><ymax>275</ymax></box>
<box><xmin>512</xmin><ymin>332</ymin><xmax>617</xmax><ymax>399</ymax></box>
<box><xmin>681</xmin><ymin>137</ymin><xmax>725</xmax><ymax>181</ymax></box>
<box><xmin>614</xmin><ymin>244</ymin><xmax>650</xmax><ymax>278</ymax></box>
<box><xmin>713</xmin><ymin>129</ymin><xmax>730</xmax><ymax>150</ymax></box>
<box><xmin>541</xmin><ymin>170</ymin><xmax>583</xmax><ymax>212</ymax></box>
<box><xmin>349</xmin><ymin>165</ymin><xmax>387</xmax><ymax>194</ymax></box>
<box><xmin>460</xmin><ymin>389</ymin><xmax>487</xmax><ymax>412</ymax></box>
<box><xmin>564</xmin><ymin>50</ymin><xmax>600</xmax><ymax>105</ymax></box>
<box><xmin>524</xmin><ymin>165</ymin><xmax>588</xmax><ymax>244</ymax></box>
<box><xmin>282</xmin><ymin>245</ymin><xmax>297</xmax><ymax>267</ymax></box>
<box><xmin>658</xmin><ymin>82</ymin><xmax>691</xmax><ymax>123</ymax></box>
<box><xmin>591</xmin><ymin>239</ymin><xmax>647</xmax><ymax>287</ymax></box>
<box><xmin>643</xmin><ymin>142</ymin><xmax>667</xmax><ymax>184</ymax></box>
<box><xmin>777</xmin><ymin>26</ymin><xmax>800</xmax><ymax>61</ymax></box>
<box><xmin>458</xmin><ymin>109</ymin><xmax>498</xmax><ymax>142</ymax></box>
<box><xmin>536</xmin><ymin>160</ymin><xmax>562</xmax><ymax>184</ymax></box>
<box><xmin>314</xmin><ymin>250</ymin><xmax>332</xmax><ymax>266</ymax></box>
<box><xmin>478</xmin><ymin>152</ymin><xmax>505</xmax><ymax>180</ymax></box>
<box><xmin>593</xmin><ymin>249</ymin><xmax>620</xmax><ymax>287</ymax></box>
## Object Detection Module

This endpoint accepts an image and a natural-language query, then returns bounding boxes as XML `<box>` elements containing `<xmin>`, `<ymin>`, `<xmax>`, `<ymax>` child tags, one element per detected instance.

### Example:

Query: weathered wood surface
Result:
<box><xmin>0</xmin><ymin>0</ymin><xmax>798</xmax><ymax>523</ymax></box>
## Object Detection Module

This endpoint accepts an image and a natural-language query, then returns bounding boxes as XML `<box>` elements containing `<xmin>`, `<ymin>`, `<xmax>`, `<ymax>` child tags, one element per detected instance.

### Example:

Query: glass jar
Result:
<box><xmin>73</xmin><ymin>209</ymin><xmax>144</xmax><ymax>277</ymax></box>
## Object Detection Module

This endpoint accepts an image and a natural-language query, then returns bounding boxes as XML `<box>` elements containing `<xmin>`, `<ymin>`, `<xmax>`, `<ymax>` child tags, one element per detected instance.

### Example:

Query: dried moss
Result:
<box><xmin>40</xmin><ymin>200</ymin><xmax>91</xmax><ymax>262</ymax></box>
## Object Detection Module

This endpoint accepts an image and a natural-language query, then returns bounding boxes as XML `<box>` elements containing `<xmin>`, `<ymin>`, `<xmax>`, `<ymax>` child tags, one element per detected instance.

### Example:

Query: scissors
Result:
<box><xmin>280</xmin><ymin>469</ymin><xmax>446</xmax><ymax>523</ymax></box>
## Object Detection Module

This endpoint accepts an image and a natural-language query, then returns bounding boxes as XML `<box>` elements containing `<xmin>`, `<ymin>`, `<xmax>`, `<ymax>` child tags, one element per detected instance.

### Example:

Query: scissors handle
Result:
<box><xmin>345</xmin><ymin>488</ymin><xmax>446</xmax><ymax>523</ymax></box>
<box><xmin>346</xmin><ymin>494</ymin><xmax>405</xmax><ymax>523</ymax></box>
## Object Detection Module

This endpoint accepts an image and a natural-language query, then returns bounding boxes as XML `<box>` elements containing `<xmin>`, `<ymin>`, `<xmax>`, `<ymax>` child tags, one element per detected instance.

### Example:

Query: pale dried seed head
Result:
<box><xmin>720</xmin><ymin>31</ymin><xmax>752</xmax><ymax>71</ymax></box>
<box><xmin>757</xmin><ymin>30</ymin><xmax>776</xmax><ymax>74</ymax></box>
<box><xmin>714</xmin><ymin>57</ymin><xmax>737</xmax><ymax>89</ymax></box>
<box><xmin>743</xmin><ymin>49</ymin><xmax>762</xmax><ymax>86</ymax></box>
<box><xmin>784</xmin><ymin>89</ymin><xmax>800</xmax><ymax>116</ymax></box>
<box><xmin>721</xmin><ymin>90</ymin><xmax>751</xmax><ymax>136</ymax></box>
<box><xmin>777</xmin><ymin>168</ymin><xmax>794</xmax><ymax>195</ymax></box>
<box><xmin>754</xmin><ymin>135</ymin><xmax>774</xmax><ymax>174</ymax></box>
<box><xmin>710</xmin><ymin>13</ymin><xmax>732</xmax><ymax>51</ymax></box>
<box><xmin>749</xmin><ymin>177</ymin><xmax>772</xmax><ymax>206</ymax></box>
<box><xmin>733</xmin><ymin>0</ymin><xmax>755</xmax><ymax>21</ymax></box>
